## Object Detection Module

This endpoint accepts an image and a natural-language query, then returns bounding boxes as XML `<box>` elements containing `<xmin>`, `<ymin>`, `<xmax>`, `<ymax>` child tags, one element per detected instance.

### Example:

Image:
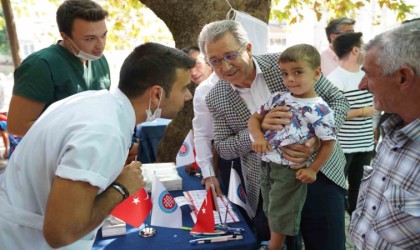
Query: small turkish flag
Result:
<box><xmin>191</xmin><ymin>189</ymin><xmax>215</xmax><ymax>233</ymax></box>
<box><xmin>111</xmin><ymin>188</ymin><xmax>152</xmax><ymax>228</ymax></box>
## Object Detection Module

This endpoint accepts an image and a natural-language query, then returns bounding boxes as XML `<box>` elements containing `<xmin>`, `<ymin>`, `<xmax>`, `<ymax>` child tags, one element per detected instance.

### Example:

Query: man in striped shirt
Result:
<box><xmin>349</xmin><ymin>21</ymin><xmax>420</xmax><ymax>249</ymax></box>
<box><xmin>327</xmin><ymin>32</ymin><xmax>377</xmax><ymax>216</ymax></box>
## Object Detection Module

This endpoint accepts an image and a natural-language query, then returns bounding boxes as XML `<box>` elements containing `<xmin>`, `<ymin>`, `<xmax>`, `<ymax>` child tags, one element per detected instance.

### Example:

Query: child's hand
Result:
<box><xmin>296</xmin><ymin>168</ymin><xmax>317</xmax><ymax>183</ymax></box>
<box><xmin>252</xmin><ymin>139</ymin><xmax>270</xmax><ymax>153</ymax></box>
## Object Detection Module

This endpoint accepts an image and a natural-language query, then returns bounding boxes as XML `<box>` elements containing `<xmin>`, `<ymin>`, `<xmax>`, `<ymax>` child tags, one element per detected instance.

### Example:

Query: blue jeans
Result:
<box><xmin>300</xmin><ymin>172</ymin><xmax>346</xmax><ymax>250</ymax></box>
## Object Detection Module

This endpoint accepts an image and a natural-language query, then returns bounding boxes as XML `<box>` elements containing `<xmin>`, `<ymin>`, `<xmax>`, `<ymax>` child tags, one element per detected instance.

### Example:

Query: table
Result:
<box><xmin>93</xmin><ymin>168</ymin><xmax>258</xmax><ymax>250</ymax></box>
<box><xmin>136</xmin><ymin>119</ymin><xmax>171</xmax><ymax>163</ymax></box>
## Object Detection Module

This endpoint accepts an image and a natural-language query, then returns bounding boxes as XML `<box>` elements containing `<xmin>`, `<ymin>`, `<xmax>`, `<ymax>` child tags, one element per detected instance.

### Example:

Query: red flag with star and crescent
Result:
<box><xmin>191</xmin><ymin>189</ymin><xmax>215</xmax><ymax>233</ymax></box>
<box><xmin>111</xmin><ymin>188</ymin><xmax>152</xmax><ymax>228</ymax></box>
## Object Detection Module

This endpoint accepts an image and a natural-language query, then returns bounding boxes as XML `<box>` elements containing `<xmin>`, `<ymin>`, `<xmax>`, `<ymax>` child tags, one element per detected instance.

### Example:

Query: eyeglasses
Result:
<box><xmin>207</xmin><ymin>45</ymin><xmax>246</xmax><ymax>67</ymax></box>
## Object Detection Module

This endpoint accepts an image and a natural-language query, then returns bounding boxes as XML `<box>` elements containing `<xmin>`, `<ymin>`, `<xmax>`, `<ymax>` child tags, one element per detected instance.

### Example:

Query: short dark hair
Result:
<box><xmin>333</xmin><ymin>32</ymin><xmax>363</xmax><ymax>60</ymax></box>
<box><xmin>56</xmin><ymin>0</ymin><xmax>108</xmax><ymax>37</ymax></box>
<box><xmin>118</xmin><ymin>42</ymin><xmax>195</xmax><ymax>98</ymax></box>
<box><xmin>279</xmin><ymin>44</ymin><xmax>321</xmax><ymax>70</ymax></box>
<box><xmin>325</xmin><ymin>17</ymin><xmax>355</xmax><ymax>43</ymax></box>
<box><xmin>182</xmin><ymin>46</ymin><xmax>200</xmax><ymax>55</ymax></box>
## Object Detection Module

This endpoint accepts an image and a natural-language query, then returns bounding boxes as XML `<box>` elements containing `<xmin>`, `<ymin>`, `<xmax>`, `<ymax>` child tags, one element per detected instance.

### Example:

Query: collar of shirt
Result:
<box><xmin>230</xmin><ymin>58</ymin><xmax>271</xmax><ymax>113</ymax></box>
<box><xmin>111</xmin><ymin>88</ymin><xmax>136</xmax><ymax>131</ymax></box>
<box><xmin>382</xmin><ymin>115</ymin><xmax>420</xmax><ymax>143</ymax></box>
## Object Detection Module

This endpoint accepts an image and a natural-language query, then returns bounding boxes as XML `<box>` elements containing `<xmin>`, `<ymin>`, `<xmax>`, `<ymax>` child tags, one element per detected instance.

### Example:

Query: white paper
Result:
<box><xmin>183</xmin><ymin>190</ymin><xmax>240</xmax><ymax>224</ymax></box>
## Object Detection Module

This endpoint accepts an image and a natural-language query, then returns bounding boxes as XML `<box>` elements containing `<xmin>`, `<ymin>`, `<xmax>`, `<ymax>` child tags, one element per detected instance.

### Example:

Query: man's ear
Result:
<box><xmin>399</xmin><ymin>66</ymin><xmax>415</xmax><ymax>89</ymax></box>
<box><xmin>60</xmin><ymin>32</ymin><xmax>68</xmax><ymax>40</ymax></box>
<box><xmin>149</xmin><ymin>85</ymin><xmax>164</xmax><ymax>102</ymax></box>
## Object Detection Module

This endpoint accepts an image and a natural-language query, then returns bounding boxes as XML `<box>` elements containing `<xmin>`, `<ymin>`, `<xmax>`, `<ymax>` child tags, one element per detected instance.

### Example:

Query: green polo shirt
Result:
<box><xmin>13</xmin><ymin>43</ymin><xmax>111</xmax><ymax>110</ymax></box>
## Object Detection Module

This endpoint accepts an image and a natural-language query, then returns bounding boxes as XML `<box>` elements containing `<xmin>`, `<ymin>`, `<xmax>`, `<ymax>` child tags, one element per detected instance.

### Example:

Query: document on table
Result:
<box><xmin>183</xmin><ymin>190</ymin><xmax>240</xmax><ymax>224</ymax></box>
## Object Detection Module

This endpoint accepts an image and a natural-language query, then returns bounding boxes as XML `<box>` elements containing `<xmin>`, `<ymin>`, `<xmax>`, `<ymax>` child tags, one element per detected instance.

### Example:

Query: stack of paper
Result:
<box><xmin>101</xmin><ymin>216</ymin><xmax>126</xmax><ymax>237</ymax></box>
<box><xmin>183</xmin><ymin>190</ymin><xmax>240</xmax><ymax>224</ymax></box>
<box><xmin>142</xmin><ymin>162</ymin><xmax>182</xmax><ymax>192</ymax></box>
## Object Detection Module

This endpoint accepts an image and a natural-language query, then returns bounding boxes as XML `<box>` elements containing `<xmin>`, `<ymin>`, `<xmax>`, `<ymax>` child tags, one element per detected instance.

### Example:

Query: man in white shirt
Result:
<box><xmin>321</xmin><ymin>17</ymin><xmax>355</xmax><ymax>76</ymax></box>
<box><xmin>0</xmin><ymin>43</ymin><xmax>194</xmax><ymax>249</ymax></box>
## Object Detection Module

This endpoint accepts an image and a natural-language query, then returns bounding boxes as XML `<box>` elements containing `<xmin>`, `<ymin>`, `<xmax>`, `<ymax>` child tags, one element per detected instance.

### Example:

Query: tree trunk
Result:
<box><xmin>1</xmin><ymin>0</ymin><xmax>21</xmax><ymax>67</ymax></box>
<box><xmin>140</xmin><ymin>0</ymin><xmax>271</xmax><ymax>163</ymax></box>
<box><xmin>139</xmin><ymin>0</ymin><xmax>271</xmax><ymax>49</ymax></box>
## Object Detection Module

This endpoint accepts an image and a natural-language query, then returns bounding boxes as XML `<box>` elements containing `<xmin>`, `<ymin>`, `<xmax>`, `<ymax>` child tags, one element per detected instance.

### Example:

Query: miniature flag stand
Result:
<box><xmin>187</xmin><ymin>189</ymin><xmax>245</xmax><ymax>245</ymax></box>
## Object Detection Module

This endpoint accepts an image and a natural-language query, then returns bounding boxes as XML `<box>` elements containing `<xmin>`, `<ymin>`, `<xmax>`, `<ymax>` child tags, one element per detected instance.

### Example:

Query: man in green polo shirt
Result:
<box><xmin>8</xmin><ymin>0</ymin><xmax>111</xmax><ymax>137</ymax></box>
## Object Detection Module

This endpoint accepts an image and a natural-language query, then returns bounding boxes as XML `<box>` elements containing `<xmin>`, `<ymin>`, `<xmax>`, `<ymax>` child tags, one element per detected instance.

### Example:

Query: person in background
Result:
<box><xmin>9</xmin><ymin>0</ymin><xmax>111</xmax><ymax>136</ymax></box>
<box><xmin>321</xmin><ymin>17</ymin><xmax>355</xmax><ymax>76</ymax></box>
<box><xmin>349</xmin><ymin>20</ymin><xmax>420</xmax><ymax>249</ymax></box>
<box><xmin>327</xmin><ymin>32</ymin><xmax>376</xmax><ymax>216</ymax></box>
<box><xmin>156</xmin><ymin>46</ymin><xmax>213</xmax><ymax>167</ymax></box>
<box><xmin>183</xmin><ymin>46</ymin><xmax>213</xmax><ymax>85</ymax></box>
<box><xmin>0</xmin><ymin>42</ymin><xmax>194</xmax><ymax>249</ymax></box>
<box><xmin>199</xmin><ymin>20</ymin><xmax>349</xmax><ymax>249</ymax></box>
<box><xmin>249</xmin><ymin>44</ymin><xmax>337</xmax><ymax>250</ymax></box>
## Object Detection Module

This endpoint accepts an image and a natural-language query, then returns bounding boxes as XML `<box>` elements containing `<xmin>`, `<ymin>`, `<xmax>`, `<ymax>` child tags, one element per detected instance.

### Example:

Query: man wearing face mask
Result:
<box><xmin>7</xmin><ymin>0</ymin><xmax>111</xmax><ymax>137</ymax></box>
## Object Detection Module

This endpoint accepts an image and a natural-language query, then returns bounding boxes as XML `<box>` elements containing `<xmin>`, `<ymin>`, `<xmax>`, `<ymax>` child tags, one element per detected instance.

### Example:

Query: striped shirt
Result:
<box><xmin>328</xmin><ymin>67</ymin><xmax>374</xmax><ymax>153</ymax></box>
<box><xmin>349</xmin><ymin>115</ymin><xmax>420</xmax><ymax>249</ymax></box>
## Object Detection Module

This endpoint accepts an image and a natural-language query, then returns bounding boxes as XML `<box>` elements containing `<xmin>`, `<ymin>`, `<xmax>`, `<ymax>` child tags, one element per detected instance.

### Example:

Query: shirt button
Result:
<box><xmin>382</xmin><ymin>177</ymin><xmax>386</xmax><ymax>181</ymax></box>
<box><xmin>362</xmin><ymin>234</ymin><xmax>365</xmax><ymax>238</ymax></box>
<box><xmin>372</xmin><ymin>206</ymin><xmax>376</xmax><ymax>210</ymax></box>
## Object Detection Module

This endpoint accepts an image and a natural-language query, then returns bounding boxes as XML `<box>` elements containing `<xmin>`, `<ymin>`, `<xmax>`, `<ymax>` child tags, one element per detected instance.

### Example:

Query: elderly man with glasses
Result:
<box><xmin>198</xmin><ymin>20</ymin><xmax>350</xmax><ymax>249</ymax></box>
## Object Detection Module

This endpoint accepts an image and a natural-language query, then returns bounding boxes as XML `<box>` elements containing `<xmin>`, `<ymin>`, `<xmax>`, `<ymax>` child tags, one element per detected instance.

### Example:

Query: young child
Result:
<box><xmin>248</xmin><ymin>44</ymin><xmax>336</xmax><ymax>250</ymax></box>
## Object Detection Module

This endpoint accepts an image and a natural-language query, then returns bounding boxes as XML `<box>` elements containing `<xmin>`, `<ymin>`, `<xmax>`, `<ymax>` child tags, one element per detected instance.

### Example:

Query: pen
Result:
<box><xmin>189</xmin><ymin>235</ymin><xmax>243</xmax><ymax>244</ymax></box>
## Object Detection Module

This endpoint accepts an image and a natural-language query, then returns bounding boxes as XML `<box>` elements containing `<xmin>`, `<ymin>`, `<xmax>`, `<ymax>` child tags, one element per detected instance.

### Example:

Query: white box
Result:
<box><xmin>142</xmin><ymin>162</ymin><xmax>182</xmax><ymax>192</ymax></box>
<box><xmin>101</xmin><ymin>216</ymin><xmax>126</xmax><ymax>237</ymax></box>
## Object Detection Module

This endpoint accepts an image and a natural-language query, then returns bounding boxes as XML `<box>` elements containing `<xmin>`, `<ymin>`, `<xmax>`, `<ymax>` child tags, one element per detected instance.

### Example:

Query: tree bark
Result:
<box><xmin>1</xmin><ymin>0</ymin><xmax>21</xmax><ymax>67</ymax></box>
<box><xmin>139</xmin><ymin>0</ymin><xmax>271</xmax><ymax>49</ymax></box>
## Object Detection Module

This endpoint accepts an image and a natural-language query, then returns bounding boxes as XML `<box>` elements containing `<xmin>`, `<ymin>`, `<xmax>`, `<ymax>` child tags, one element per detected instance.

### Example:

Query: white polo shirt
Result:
<box><xmin>0</xmin><ymin>88</ymin><xmax>135</xmax><ymax>249</ymax></box>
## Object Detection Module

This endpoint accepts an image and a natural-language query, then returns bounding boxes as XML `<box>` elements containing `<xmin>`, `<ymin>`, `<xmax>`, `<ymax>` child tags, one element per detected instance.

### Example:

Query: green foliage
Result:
<box><xmin>270</xmin><ymin>0</ymin><xmax>414</xmax><ymax>25</ymax></box>
<box><xmin>0</xmin><ymin>11</ymin><xmax>11</xmax><ymax>54</ymax></box>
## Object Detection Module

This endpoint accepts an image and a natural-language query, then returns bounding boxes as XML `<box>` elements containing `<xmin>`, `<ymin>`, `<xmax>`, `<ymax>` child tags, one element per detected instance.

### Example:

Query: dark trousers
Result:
<box><xmin>301</xmin><ymin>172</ymin><xmax>346</xmax><ymax>250</ymax></box>
<box><xmin>344</xmin><ymin>151</ymin><xmax>373</xmax><ymax>215</ymax></box>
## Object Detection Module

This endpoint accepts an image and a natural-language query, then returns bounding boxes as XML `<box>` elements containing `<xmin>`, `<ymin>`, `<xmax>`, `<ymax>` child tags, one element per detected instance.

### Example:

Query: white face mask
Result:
<box><xmin>145</xmin><ymin>88</ymin><xmax>163</xmax><ymax>122</ymax></box>
<box><xmin>68</xmin><ymin>39</ymin><xmax>102</xmax><ymax>61</ymax></box>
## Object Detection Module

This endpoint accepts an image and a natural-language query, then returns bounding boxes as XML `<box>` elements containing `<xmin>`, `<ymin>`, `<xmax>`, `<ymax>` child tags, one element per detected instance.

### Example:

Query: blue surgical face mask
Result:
<box><xmin>145</xmin><ymin>88</ymin><xmax>163</xmax><ymax>122</ymax></box>
<box><xmin>68</xmin><ymin>39</ymin><xmax>101</xmax><ymax>61</ymax></box>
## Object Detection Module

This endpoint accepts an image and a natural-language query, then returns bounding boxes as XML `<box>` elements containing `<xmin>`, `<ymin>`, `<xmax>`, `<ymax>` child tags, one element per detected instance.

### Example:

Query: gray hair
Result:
<box><xmin>364</xmin><ymin>21</ymin><xmax>420</xmax><ymax>76</ymax></box>
<box><xmin>198</xmin><ymin>20</ymin><xmax>249</xmax><ymax>57</ymax></box>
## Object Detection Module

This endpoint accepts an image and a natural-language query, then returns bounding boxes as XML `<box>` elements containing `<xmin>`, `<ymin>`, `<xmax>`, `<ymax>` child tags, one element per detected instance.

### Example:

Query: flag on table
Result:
<box><xmin>176</xmin><ymin>130</ymin><xmax>195</xmax><ymax>167</ymax></box>
<box><xmin>191</xmin><ymin>189</ymin><xmax>215</xmax><ymax>233</ymax></box>
<box><xmin>150</xmin><ymin>174</ymin><xmax>182</xmax><ymax>228</ymax></box>
<box><xmin>111</xmin><ymin>188</ymin><xmax>152</xmax><ymax>228</ymax></box>
<box><xmin>228</xmin><ymin>168</ymin><xmax>252</xmax><ymax>217</ymax></box>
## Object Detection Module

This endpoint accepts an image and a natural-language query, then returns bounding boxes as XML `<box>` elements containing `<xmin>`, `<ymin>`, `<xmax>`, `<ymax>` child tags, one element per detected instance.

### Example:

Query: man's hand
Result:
<box><xmin>261</xmin><ymin>106</ymin><xmax>292</xmax><ymax>132</ymax></box>
<box><xmin>201</xmin><ymin>176</ymin><xmax>223</xmax><ymax>197</ymax></box>
<box><xmin>282</xmin><ymin>137</ymin><xmax>320</xmax><ymax>170</ymax></box>
<box><xmin>114</xmin><ymin>160</ymin><xmax>145</xmax><ymax>196</ymax></box>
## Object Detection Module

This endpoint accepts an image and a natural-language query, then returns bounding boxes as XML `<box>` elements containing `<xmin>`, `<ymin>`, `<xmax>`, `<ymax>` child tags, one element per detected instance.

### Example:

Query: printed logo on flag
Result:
<box><xmin>178</xmin><ymin>143</ymin><xmax>190</xmax><ymax>157</ymax></box>
<box><xmin>158</xmin><ymin>190</ymin><xmax>178</xmax><ymax>213</ymax></box>
<box><xmin>237</xmin><ymin>184</ymin><xmax>247</xmax><ymax>204</ymax></box>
